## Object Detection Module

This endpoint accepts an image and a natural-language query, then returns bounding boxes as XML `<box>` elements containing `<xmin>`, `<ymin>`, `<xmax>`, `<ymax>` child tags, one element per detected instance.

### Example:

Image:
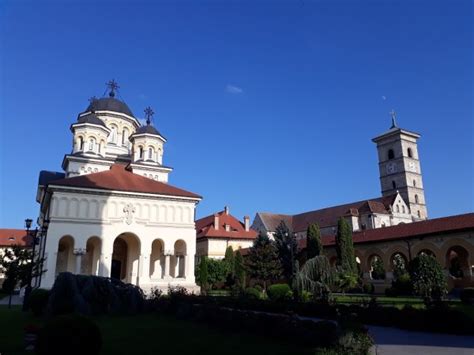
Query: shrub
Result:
<box><xmin>27</xmin><ymin>288</ymin><xmax>50</xmax><ymax>316</ymax></box>
<box><xmin>300</xmin><ymin>290</ymin><xmax>312</xmax><ymax>302</ymax></box>
<box><xmin>244</xmin><ymin>287</ymin><xmax>262</xmax><ymax>300</ymax></box>
<box><xmin>409</xmin><ymin>254</ymin><xmax>447</xmax><ymax>301</ymax></box>
<box><xmin>362</xmin><ymin>283</ymin><xmax>374</xmax><ymax>294</ymax></box>
<box><xmin>35</xmin><ymin>314</ymin><xmax>102</xmax><ymax>355</ymax></box>
<box><xmin>336</xmin><ymin>331</ymin><xmax>374</xmax><ymax>355</ymax></box>
<box><xmin>253</xmin><ymin>284</ymin><xmax>263</xmax><ymax>292</ymax></box>
<box><xmin>460</xmin><ymin>288</ymin><xmax>474</xmax><ymax>305</ymax></box>
<box><xmin>267</xmin><ymin>283</ymin><xmax>293</xmax><ymax>302</ymax></box>
<box><xmin>390</xmin><ymin>273</ymin><xmax>413</xmax><ymax>296</ymax></box>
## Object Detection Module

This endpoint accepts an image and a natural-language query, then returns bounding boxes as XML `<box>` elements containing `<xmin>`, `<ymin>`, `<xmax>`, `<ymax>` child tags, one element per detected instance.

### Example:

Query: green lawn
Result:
<box><xmin>0</xmin><ymin>306</ymin><xmax>311</xmax><ymax>355</ymax></box>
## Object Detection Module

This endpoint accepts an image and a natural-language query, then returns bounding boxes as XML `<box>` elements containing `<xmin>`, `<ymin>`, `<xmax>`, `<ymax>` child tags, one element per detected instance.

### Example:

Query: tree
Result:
<box><xmin>296</xmin><ymin>255</ymin><xmax>333</xmax><ymax>301</ymax></box>
<box><xmin>196</xmin><ymin>257</ymin><xmax>209</xmax><ymax>294</ymax></box>
<box><xmin>245</xmin><ymin>233</ymin><xmax>282</xmax><ymax>290</ymax></box>
<box><xmin>409</xmin><ymin>254</ymin><xmax>447</xmax><ymax>301</ymax></box>
<box><xmin>370</xmin><ymin>256</ymin><xmax>386</xmax><ymax>280</ymax></box>
<box><xmin>206</xmin><ymin>258</ymin><xmax>228</xmax><ymax>289</ymax></box>
<box><xmin>273</xmin><ymin>221</ymin><xmax>298</xmax><ymax>286</ymax></box>
<box><xmin>306</xmin><ymin>223</ymin><xmax>323</xmax><ymax>258</ymax></box>
<box><xmin>223</xmin><ymin>246</ymin><xmax>235</xmax><ymax>286</ymax></box>
<box><xmin>335</xmin><ymin>218</ymin><xmax>357</xmax><ymax>274</ymax></box>
<box><xmin>0</xmin><ymin>245</ymin><xmax>46</xmax><ymax>308</ymax></box>
<box><xmin>234</xmin><ymin>250</ymin><xmax>246</xmax><ymax>289</ymax></box>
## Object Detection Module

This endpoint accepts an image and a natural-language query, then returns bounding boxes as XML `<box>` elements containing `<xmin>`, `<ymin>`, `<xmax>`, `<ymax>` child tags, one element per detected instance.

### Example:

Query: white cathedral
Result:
<box><xmin>34</xmin><ymin>81</ymin><xmax>201</xmax><ymax>293</ymax></box>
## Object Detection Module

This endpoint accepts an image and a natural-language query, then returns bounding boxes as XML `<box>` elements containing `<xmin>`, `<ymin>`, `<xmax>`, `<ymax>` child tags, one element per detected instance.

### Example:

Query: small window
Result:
<box><xmin>388</xmin><ymin>149</ymin><xmax>395</xmax><ymax>160</ymax></box>
<box><xmin>413</xmin><ymin>179</ymin><xmax>416</xmax><ymax>187</ymax></box>
<box><xmin>392</xmin><ymin>181</ymin><xmax>397</xmax><ymax>190</ymax></box>
<box><xmin>88</xmin><ymin>138</ymin><xmax>95</xmax><ymax>151</ymax></box>
<box><xmin>148</xmin><ymin>147</ymin><xmax>154</xmax><ymax>160</ymax></box>
<box><xmin>396</xmin><ymin>205</ymin><xmax>400</xmax><ymax>213</ymax></box>
<box><xmin>122</xmin><ymin>129</ymin><xmax>128</xmax><ymax>145</ymax></box>
<box><xmin>79</xmin><ymin>137</ymin><xmax>84</xmax><ymax>151</ymax></box>
<box><xmin>109</xmin><ymin>126</ymin><xmax>117</xmax><ymax>143</ymax></box>
<box><xmin>417</xmin><ymin>210</ymin><xmax>421</xmax><ymax>218</ymax></box>
<box><xmin>402</xmin><ymin>206</ymin><xmax>405</xmax><ymax>213</ymax></box>
<box><xmin>415</xmin><ymin>194</ymin><xmax>419</xmax><ymax>204</ymax></box>
<box><xmin>139</xmin><ymin>147</ymin><xmax>144</xmax><ymax>159</ymax></box>
<box><xmin>407</xmin><ymin>148</ymin><xmax>413</xmax><ymax>158</ymax></box>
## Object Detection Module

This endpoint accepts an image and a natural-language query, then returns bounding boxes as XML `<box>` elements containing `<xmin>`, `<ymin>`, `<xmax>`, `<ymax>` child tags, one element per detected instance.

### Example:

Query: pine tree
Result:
<box><xmin>273</xmin><ymin>221</ymin><xmax>298</xmax><ymax>285</ymax></box>
<box><xmin>245</xmin><ymin>232</ymin><xmax>282</xmax><ymax>290</ymax></box>
<box><xmin>335</xmin><ymin>218</ymin><xmax>357</xmax><ymax>274</ymax></box>
<box><xmin>306</xmin><ymin>223</ymin><xmax>323</xmax><ymax>258</ymax></box>
<box><xmin>234</xmin><ymin>250</ymin><xmax>246</xmax><ymax>289</ymax></box>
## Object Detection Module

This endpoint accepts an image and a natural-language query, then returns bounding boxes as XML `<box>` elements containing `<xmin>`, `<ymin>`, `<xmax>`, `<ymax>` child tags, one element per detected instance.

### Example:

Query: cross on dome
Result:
<box><xmin>106</xmin><ymin>79</ymin><xmax>120</xmax><ymax>98</ymax></box>
<box><xmin>144</xmin><ymin>106</ymin><xmax>155</xmax><ymax>125</ymax></box>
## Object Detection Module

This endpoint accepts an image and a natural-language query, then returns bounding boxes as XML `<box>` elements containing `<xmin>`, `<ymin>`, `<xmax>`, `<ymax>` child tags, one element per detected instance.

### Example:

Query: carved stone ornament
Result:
<box><xmin>123</xmin><ymin>203</ymin><xmax>136</xmax><ymax>225</ymax></box>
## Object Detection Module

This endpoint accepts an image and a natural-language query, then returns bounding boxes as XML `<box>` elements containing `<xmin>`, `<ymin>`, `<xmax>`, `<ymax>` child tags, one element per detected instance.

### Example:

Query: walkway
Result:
<box><xmin>0</xmin><ymin>294</ymin><xmax>23</xmax><ymax>306</ymax></box>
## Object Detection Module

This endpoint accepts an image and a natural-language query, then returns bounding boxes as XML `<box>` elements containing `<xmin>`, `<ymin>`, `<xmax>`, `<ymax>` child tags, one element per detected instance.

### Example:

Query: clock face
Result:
<box><xmin>408</xmin><ymin>161</ymin><xmax>416</xmax><ymax>172</ymax></box>
<box><xmin>386</xmin><ymin>162</ymin><xmax>396</xmax><ymax>174</ymax></box>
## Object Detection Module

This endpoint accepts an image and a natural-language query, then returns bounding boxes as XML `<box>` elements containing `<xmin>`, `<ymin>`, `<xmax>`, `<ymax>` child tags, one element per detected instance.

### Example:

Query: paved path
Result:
<box><xmin>0</xmin><ymin>294</ymin><xmax>23</xmax><ymax>306</ymax></box>
<box><xmin>369</xmin><ymin>325</ymin><xmax>474</xmax><ymax>354</ymax></box>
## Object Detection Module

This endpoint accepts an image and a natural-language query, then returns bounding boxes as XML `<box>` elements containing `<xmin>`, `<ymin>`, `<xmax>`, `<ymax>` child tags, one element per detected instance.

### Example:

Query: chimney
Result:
<box><xmin>214</xmin><ymin>214</ymin><xmax>219</xmax><ymax>230</ymax></box>
<box><xmin>244</xmin><ymin>216</ymin><xmax>250</xmax><ymax>232</ymax></box>
<box><xmin>224</xmin><ymin>206</ymin><xmax>229</xmax><ymax>215</ymax></box>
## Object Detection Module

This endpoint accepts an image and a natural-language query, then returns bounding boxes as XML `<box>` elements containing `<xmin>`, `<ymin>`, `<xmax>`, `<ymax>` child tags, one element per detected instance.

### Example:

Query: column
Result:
<box><xmin>98</xmin><ymin>253</ymin><xmax>112</xmax><ymax>277</ymax></box>
<box><xmin>139</xmin><ymin>253</ymin><xmax>150</xmax><ymax>285</ymax></box>
<box><xmin>73</xmin><ymin>248</ymin><xmax>86</xmax><ymax>274</ymax></box>
<box><xmin>164</xmin><ymin>254</ymin><xmax>171</xmax><ymax>279</ymax></box>
<box><xmin>176</xmin><ymin>255</ymin><xmax>181</xmax><ymax>278</ymax></box>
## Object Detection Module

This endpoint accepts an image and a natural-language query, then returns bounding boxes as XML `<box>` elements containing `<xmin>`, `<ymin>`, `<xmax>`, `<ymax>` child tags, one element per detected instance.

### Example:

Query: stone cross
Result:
<box><xmin>123</xmin><ymin>203</ymin><xmax>136</xmax><ymax>225</ymax></box>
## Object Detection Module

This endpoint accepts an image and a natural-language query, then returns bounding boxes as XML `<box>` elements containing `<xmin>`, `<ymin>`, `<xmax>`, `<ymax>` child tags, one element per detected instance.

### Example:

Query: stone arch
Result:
<box><xmin>172</xmin><ymin>239</ymin><xmax>187</xmax><ymax>278</ymax></box>
<box><xmin>150</xmin><ymin>239</ymin><xmax>165</xmax><ymax>279</ymax></box>
<box><xmin>383</xmin><ymin>245</ymin><xmax>410</xmax><ymax>271</ymax></box>
<box><xmin>445</xmin><ymin>245</ymin><xmax>470</xmax><ymax>279</ymax></box>
<box><xmin>55</xmin><ymin>235</ymin><xmax>75</xmax><ymax>276</ymax></box>
<box><xmin>111</xmin><ymin>232</ymin><xmax>141</xmax><ymax>285</ymax></box>
<box><xmin>367</xmin><ymin>253</ymin><xmax>386</xmax><ymax>280</ymax></box>
<box><xmin>412</xmin><ymin>242</ymin><xmax>442</xmax><ymax>262</ymax></box>
<box><xmin>440</xmin><ymin>238</ymin><xmax>473</xmax><ymax>268</ymax></box>
<box><xmin>84</xmin><ymin>236</ymin><xmax>101</xmax><ymax>275</ymax></box>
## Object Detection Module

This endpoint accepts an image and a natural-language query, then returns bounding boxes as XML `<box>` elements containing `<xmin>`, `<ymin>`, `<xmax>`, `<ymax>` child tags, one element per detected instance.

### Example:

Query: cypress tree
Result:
<box><xmin>274</xmin><ymin>221</ymin><xmax>298</xmax><ymax>285</ymax></box>
<box><xmin>198</xmin><ymin>257</ymin><xmax>209</xmax><ymax>295</ymax></box>
<box><xmin>234</xmin><ymin>250</ymin><xmax>246</xmax><ymax>289</ymax></box>
<box><xmin>306</xmin><ymin>223</ymin><xmax>323</xmax><ymax>258</ymax></box>
<box><xmin>335</xmin><ymin>218</ymin><xmax>357</xmax><ymax>274</ymax></box>
<box><xmin>224</xmin><ymin>245</ymin><xmax>235</xmax><ymax>277</ymax></box>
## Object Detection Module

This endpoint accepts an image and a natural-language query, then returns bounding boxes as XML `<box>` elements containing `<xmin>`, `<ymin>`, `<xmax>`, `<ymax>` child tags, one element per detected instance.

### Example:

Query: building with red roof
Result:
<box><xmin>196</xmin><ymin>206</ymin><xmax>258</xmax><ymax>259</ymax></box>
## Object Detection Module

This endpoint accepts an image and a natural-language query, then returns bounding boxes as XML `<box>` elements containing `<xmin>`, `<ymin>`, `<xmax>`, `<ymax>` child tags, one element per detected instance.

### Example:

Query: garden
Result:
<box><xmin>1</xmin><ymin>218</ymin><xmax>473</xmax><ymax>354</ymax></box>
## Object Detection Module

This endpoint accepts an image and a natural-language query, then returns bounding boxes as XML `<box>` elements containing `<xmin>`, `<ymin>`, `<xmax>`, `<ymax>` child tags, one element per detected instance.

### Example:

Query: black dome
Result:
<box><xmin>87</xmin><ymin>97</ymin><xmax>134</xmax><ymax>117</ymax></box>
<box><xmin>135</xmin><ymin>124</ymin><xmax>163</xmax><ymax>136</ymax></box>
<box><xmin>76</xmin><ymin>113</ymin><xmax>107</xmax><ymax>127</ymax></box>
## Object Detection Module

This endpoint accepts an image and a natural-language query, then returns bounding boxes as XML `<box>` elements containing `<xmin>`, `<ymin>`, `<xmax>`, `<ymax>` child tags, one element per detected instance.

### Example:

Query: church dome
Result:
<box><xmin>76</xmin><ymin>112</ymin><xmax>107</xmax><ymax>128</ymax></box>
<box><xmin>86</xmin><ymin>97</ymin><xmax>134</xmax><ymax>117</ymax></box>
<box><xmin>135</xmin><ymin>124</ymin><xmax>163</xmax><ymax>136</ymax></box>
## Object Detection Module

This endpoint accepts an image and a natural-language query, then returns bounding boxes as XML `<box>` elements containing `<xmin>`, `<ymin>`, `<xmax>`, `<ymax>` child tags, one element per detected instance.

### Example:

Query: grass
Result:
<box><xmin>0</xmin><ymin>306</ymin><xmax>311</xmax><ymax>355</ymax></box>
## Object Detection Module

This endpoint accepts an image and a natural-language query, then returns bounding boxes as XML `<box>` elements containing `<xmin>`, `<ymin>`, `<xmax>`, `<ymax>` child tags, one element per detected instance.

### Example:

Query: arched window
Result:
<box><xmin>415</xmin><ymin>194</ymin><xmax>419</xmax><ymax>204</ymax></box>
<box><xmin>388</xmin><ymin>149</ymin><xmax>395</xmax><ymax>160</ymax></box>
<box><xmin>392</xmin><ymin>181</ymin><xmax>397</xmax><ymax>190</ymax></box>
<box><xmin>148</xmin><ymin>147</ymin><xmax>154</xmax><ymax>160</ymax></box>
<box><xmin>413</xmin><ymin>179</ymin><xmax>416</xmax><ymax>187</ymax></box>
<box><xmin>88</xmin><ymin>138</ymin><xmax>95</xmax><ymax>151</ymax></box>
<box><xmin>396</xmin><ymin>205</ymin><xmax>400</xmax><ymax>213</ymax></box>
<box><xmin>402</xmin><ymin>206</ymin><xmax>405</xmax><ymax>213</ymax></box>
<box><xmin>79</xmin><ymin>137</ymin><xmax>84</xmax><ymax>151</ymax></box>
<box><xmin>417</xmin><ymin>210</ymin><xmax>421</xmax><ymax>218</ymax></box>
<box><xmin>109</xmin><ymin>126</ymin><xmax>117</xmax><ymax>143</ymax></box>
<box><xmin>139</xmin><ymin>147</ymin><xmax>144</xmax><ymax>159</ymax></box>
<box><xmin>122</xmin><ymin>128</ymin><xmax>129</xmax><ymax>146</ymax></box>
<box><xmin>407</xmin><ymin>148</ymin><xmax>413</xmax><ymax>158</ymax></box>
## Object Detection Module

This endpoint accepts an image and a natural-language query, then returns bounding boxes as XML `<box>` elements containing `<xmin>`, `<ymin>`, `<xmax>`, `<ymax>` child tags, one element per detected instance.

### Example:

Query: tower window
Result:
<box><xmin>415</xmin><ymin>194</ymin><xmax>419</xmax><ymax>204</ymax></box>
<box><xmin>413</xmin><ymin>179</ymin><xmax>416</xmax><ymax>187</ymax></box>
<box><xmin>122</xmin><ymin>129</ymin><xmax>129</xmax><ymax>146</ymax></box>
<box><xmin>109</xmin><ymin>126</ymin><xmax>117</xmax><ymax>143</ymax></box>
<box><xmin>388</xmin><ymin>149</ymin><xmax>395</xmax><ymax>160</ymax></box>
<box><xmin>407</xmin><ymin>148</ymin><xmax>413</xmax><ymax>158</ymax></box>
<box><xmin>402</xmin><ymin>206</ymin><xmax>405</xmax><ymax>213</ymax></box>
<box><xmin>417</xmin><ymin>210</ymin><xmax>421</xmax><ymax>218</ymax></box>
<box><xmin>392</xmin><ymin>181</ymin><xmax>397</xmax><ymax>189</ymax></box>
<box><xmin>139</xmin><ymin>147</ymin><xmax>144</xmax><ymax>159</ymax></box>
<box><xmin>79</xmin><ymin>137</ymin><xmax>84</xmax><ymax>151</ymax></box>
<box><xmin>88</xmin><ymin>138</ymin><xmax>95</xmax><ymax>151</ymax></box>
<box><xmin>396</xmin><ymin>205</ymin><xmax>400</xmax><ymax>213</ymax></box>
<box><xmin>148</xmin><ymin>147</ymin><xmax>154</xmax><ymax>160</ymax></box>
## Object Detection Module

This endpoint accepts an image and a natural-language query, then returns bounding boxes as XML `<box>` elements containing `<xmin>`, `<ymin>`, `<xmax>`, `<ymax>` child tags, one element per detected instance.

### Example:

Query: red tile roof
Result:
<box><xmin>48</xmin><ymin>164</ymin><xmax>201</xmax><ymax>199</ymax></box>
<box><xmin>298</xmin><ymin>213</ymin><xmax>474</xmax><ymax>248</ymax></box>
<box><xmin>258</xmin><ymin>194</ymin><xmax>398</xmax><ymax>233</ymax></box>
<box><xmin>0</xmin><ymin>229</ymin><xmax>33</xmax><ymax>247</ymax></box>
<box><xmin>196</xmin><ymin>210</ymin><xmax>258</xmax><ymax>240</ymax></box>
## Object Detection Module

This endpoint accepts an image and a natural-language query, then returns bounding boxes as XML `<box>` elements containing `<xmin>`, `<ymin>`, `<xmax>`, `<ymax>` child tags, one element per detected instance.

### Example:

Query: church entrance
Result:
<box><xmin>111</xmin><ymin>233</ymin><xmax>140</xmax><ymax>284</ymax></box>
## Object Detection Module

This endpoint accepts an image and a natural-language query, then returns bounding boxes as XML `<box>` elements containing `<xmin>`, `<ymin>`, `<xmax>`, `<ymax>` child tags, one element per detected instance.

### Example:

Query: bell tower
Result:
<box><xmin>372</xmin><ymin>111</ymin><xmax>428</xmax><ymax>220</ymax></box>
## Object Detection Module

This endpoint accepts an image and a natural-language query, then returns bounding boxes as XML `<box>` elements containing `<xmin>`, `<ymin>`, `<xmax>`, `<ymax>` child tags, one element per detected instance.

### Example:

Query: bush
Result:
<box><xmin>267</xmin><ymin>283</ymin><xmax>293</xmax><ymax>302</ymax></box>
<box><xmin>389</xmin><ymin>273</ymin><xmax>413</xmax><ymax>296</ymax></box>
<box><xmin>460</xmin><ymin>288</ymin><xmax>474</xmax><ymax>305</ymax></box>
<box><xmin>300</xmin><ymin>290</ymin><xmax>312</xmax><ymax>302</ymax></box>
<box><xmin>409</xmin><ymin>254</ymin><xmax>447</xmax><ymax>301</ymax></box>
<box><xmin>35</xmin><ymin>314</ymin><xmax>102</xmax><ymax>355</ymax></box>
<box><xmin>244</xmin><ymin>287</ymin><xmax>262</xmax><ymax>300</ymax></box>
<box><xmin>336</xmin><ymin>330</ymin><xmax>373</xmax><ymax>355</ymax></box>
<box><xmin>27</xmin><ymin>288</ymin><xmax>50</xmax><ymax>316</ymax></box>
<box><xmin>362</xmin><ymin>283</ymin><xmax>374</xmax><ymax>294</ymax></box>
<box><xmin>253</xmin><ymin>284</ymin><xmax>263</xmax><ymax>292</ymax></box>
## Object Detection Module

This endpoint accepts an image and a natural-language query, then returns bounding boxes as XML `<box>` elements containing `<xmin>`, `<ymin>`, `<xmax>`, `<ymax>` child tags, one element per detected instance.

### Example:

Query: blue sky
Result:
<box><xmin>0</xmin><ymin>0</ymin><xmax>472</xmax><ymax>228</ymax></box>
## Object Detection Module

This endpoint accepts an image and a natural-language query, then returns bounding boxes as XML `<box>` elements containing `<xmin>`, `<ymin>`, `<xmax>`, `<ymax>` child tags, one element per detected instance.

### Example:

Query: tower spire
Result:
<box><xmin>144</xmin><ymin>106</ymin><xmax>154</xmax><ymax>125</ymax></box>
<box><xmin>389</xmin><ymin>109</ymin><xmax>398</xmax><ymax>129</ymax></box>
